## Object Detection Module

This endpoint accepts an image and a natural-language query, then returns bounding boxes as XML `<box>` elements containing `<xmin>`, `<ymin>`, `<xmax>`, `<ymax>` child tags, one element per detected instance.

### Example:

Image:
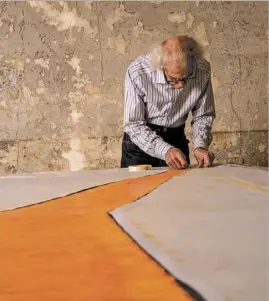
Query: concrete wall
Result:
<box><xmin>0</xmin><ymin>1</ymin><xmax>267</xmax><ymax>175</ymax></box>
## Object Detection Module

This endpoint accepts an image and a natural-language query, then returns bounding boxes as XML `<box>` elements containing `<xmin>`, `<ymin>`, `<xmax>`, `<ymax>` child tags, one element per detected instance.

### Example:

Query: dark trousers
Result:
<box><xmin>120</xmin><ymin>123</ymin><xmax>190</xmax><ymax>168</ymax></box>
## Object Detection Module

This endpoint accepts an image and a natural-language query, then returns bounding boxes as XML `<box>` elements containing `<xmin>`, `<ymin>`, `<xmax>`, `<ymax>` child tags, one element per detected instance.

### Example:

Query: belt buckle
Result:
<box><xmin>164</xmin><ymin>127</ymin><xmax>167</xmax><ymax>132</ymax></box>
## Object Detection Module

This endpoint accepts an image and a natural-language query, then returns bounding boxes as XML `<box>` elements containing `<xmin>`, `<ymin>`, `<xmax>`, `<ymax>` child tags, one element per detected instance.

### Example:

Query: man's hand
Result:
<box><xmin>194</xmin><ymin>147</ymin><xmax>214</xmax><ymax>168</ymax></box>
<box><xmin>165</xmin><ymin>147</ymin><xmax>188</xmax><ymax>169</ymax></box>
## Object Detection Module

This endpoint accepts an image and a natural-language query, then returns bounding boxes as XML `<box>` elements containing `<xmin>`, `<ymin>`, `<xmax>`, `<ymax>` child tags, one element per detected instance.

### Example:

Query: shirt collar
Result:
<box><xmin>154</xmin><ymin>60</ymin><xmax>197</xmax><ymax>84</ymax></box>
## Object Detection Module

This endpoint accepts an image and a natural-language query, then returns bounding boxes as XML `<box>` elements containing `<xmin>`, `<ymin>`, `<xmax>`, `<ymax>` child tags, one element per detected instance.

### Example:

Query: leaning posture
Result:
<box><xmin>121</xmin><ymin>35</ymin><xmax>215</xmax><ymax>169</ymax></box>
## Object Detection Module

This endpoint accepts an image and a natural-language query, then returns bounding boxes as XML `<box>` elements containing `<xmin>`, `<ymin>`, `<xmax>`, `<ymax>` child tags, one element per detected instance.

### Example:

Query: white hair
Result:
<box><xmin>150</xmin><ymin>44</ymin><xmax>164</xmax><ymax>69</ymax></box>
<box><xmin>150</xmin><ymin>37</ymin><xmax>203</xmax><ymax>71</ymax></box>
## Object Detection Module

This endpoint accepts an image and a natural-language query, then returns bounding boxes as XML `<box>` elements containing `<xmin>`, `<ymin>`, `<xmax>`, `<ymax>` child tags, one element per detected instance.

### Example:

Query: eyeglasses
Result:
<box><xmin>166</xmin><ymin>77</ymin><xmax>187</xmax><ymax>85</ymax></box>
<box><xmin>164</xmin><ymin>71</ymin><xmax>193</xmax><ymax>85</ymax></box>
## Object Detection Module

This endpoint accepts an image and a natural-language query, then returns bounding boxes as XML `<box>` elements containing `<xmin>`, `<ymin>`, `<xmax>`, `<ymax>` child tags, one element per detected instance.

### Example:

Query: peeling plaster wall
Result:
<box><xmin>0</xmin><ymin>1</ymin><xmax>267</xmax><ymax>175</ymax></box>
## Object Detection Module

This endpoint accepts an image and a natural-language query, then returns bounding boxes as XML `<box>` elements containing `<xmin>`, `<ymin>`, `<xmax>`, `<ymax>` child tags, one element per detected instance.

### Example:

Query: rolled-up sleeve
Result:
<box><xmin>124</xmin><ymin>70</ymin><xmax>172</xmax><ymax>160</ymax></box>
<box><xmin>191</xmin><ymin>71</ymin><xmax>216</xmax><ymax>150</ymax></box>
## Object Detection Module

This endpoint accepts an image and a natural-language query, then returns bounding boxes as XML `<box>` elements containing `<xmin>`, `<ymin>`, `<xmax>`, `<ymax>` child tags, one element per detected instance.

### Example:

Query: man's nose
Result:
<box><xmin>173</xmin><ymin>81</ymin><xmax>185</xmax><ymax>89</ymax></box>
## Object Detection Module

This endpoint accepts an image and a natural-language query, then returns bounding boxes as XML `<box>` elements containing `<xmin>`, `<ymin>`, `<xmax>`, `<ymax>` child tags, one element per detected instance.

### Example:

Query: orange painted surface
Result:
<box><xmin>0</xmin><ymin>170</ymin><xmax>194</xmax><ymax>301</ymax></box>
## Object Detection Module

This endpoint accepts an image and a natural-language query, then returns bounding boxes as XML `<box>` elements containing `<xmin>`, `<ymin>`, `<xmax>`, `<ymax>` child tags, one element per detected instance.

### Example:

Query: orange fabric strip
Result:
<box><xmin>0</xmin><ymin>170</ymin><xmax>194</xmax><ymax>301</ymax></box>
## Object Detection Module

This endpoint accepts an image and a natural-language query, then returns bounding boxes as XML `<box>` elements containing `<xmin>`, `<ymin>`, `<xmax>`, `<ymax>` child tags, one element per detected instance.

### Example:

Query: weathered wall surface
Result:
<box><xmin>0</xmin><ymin>1</ymin><xmax>267</xmax><ymax>175</ymax></box>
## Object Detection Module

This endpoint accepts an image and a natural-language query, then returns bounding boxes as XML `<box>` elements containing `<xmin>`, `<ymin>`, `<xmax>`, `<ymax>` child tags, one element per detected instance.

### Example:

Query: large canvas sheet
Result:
<box><xmin>214</xmin><ymin>164</ymin><xmax>268</xmax><ymax>188</ymax></box>
<box><xmin>0</xmin><ymin>168</ymin><xmax>165</xmax><ymax>211</ymax></box>
<box><xmin>110</xmin><ymin>168</ymin><xmax>268</xmax><ymax>301</ymax></box>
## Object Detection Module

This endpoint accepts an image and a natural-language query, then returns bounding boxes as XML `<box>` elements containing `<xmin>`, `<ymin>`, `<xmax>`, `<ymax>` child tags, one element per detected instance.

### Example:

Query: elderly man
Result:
<box><xmin>121</xmin><ymin>35</ymin><xmax>215</xmax><ymax>169</ymax></box>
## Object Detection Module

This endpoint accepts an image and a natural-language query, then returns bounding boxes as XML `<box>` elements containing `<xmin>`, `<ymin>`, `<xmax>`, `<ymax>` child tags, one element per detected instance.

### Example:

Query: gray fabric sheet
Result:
<box><xmin>110</xmin><ymin>167</ymin><xmax>268</xmax><ymax>301</ymax></box>
<box><xmin>0</xmin><ymin>168</ymin><xmax>166</xmax><ymax>211</ymax></box>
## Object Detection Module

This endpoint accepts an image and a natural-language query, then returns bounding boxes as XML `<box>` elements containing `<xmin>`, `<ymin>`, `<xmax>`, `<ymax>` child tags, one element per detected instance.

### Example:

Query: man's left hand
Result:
<box><xmin>194</xmin><ymin>148</ymin><xmax>214</xmax><ymax>168</ymax></box>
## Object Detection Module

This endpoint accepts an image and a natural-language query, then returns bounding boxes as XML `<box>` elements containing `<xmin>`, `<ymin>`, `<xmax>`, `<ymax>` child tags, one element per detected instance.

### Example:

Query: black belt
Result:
<box><xmin>146</xmin><ymin>123</ymin><xmax>185</xmax><ymax>134</ymax></box>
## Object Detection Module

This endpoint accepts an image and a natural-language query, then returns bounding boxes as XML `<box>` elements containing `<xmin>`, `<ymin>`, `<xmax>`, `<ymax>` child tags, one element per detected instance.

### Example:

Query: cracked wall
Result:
<box><xmin>0</xmin><ymin>1</ymin><xmax>267</xmax><ymax>175</ymax></box>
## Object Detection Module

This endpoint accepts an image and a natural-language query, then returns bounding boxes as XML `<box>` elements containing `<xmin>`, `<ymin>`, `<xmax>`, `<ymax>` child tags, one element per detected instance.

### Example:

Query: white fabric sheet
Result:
<box><xmin>0</xmin><ymin>168</ymin><xmax>166</xmax><ymax>211</ymax></box>
<box><xmin>110</xmin><ymin>167</ymin><xmax>268</xmax><ymax>301</ymax></box>
<box><xmin>214</xmin><ymin>164</ymin><xmax>268</xmax><ymax>187</ymax></box>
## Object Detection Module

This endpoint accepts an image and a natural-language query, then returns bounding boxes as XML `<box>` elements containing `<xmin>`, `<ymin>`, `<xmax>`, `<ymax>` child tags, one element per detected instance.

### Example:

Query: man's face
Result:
<box><xmin>164</xmin><ymin>69</ymin><xmax>186</xmax><ymax>89</ymax></box>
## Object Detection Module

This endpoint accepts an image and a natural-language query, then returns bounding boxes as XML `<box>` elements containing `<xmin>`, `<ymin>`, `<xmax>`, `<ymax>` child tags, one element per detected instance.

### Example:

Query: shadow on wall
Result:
<box><xmin>188</xmin><ymin>131</ymin><xmax>268</xmax><ymax>167</ymax></box>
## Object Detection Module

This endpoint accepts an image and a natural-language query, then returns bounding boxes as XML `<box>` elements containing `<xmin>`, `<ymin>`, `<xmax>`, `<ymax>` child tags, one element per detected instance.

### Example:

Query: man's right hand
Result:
<box><xmin>165</xmin><ymin>147</ymin><xmax>188</xmax><ymax>169</ymax></box>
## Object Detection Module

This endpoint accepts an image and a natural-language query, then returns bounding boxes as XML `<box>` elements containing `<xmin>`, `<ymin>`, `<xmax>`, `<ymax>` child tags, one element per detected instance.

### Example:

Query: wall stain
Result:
<box><xmin>168</xmin><ymin>11</ymin><xmax>186</xmax><ymax>24</ymax></box>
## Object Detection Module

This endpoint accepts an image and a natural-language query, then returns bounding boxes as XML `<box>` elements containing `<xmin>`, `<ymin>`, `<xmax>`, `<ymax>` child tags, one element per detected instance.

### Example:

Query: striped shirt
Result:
<box><xmin>123</xmin><ymin>54</ymin><xmax>216</xmax><ymax>161</ymax></box>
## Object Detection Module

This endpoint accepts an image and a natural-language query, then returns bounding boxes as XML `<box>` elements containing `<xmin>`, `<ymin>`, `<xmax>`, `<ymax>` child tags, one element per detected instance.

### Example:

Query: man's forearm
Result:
<box><xmin>192</xmin><ymin>115</ymin><xmax>214</xmax><ymax>150</ymax></box>
<box><xmin>125</xmin><ymin>122</ymin><xmax>173</xmax><ymax>160</ymax></box>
